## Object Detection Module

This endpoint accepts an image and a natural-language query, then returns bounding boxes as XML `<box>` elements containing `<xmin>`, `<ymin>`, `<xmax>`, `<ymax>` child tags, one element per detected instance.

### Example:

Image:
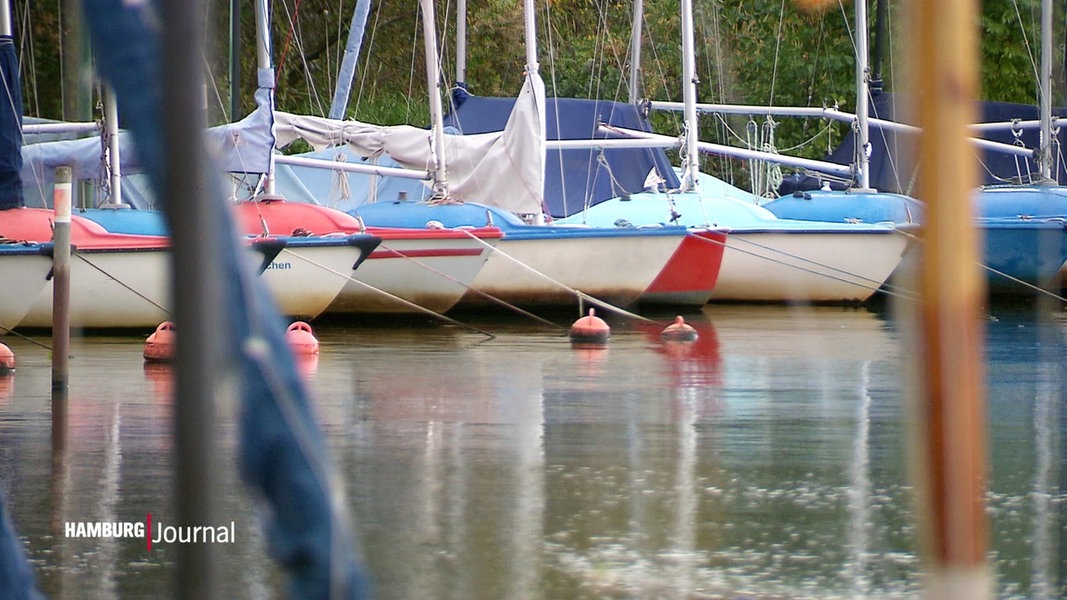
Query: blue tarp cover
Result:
<box><xmin>445</xmin><ymin>89</ymin><xmax>680</xmax><ymax>218</ymax></box>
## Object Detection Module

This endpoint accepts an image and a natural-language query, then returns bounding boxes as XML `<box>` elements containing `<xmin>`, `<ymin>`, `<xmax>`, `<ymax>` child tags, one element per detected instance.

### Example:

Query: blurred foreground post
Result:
<box><xmin>162</xmin><ymin>0</ymin><xmax>223</xmax><ymax>597</ymax></box>
<box><xmin>908</xmin><ymin>0</ymin><xmax>992</xmax><ymax>597</ymax></box>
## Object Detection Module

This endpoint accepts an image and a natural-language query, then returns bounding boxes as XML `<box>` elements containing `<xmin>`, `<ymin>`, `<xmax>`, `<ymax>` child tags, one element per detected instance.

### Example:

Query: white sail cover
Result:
<box><xmin>274</xmin><ymin>72</ymin><xmax>547</xmax><ymax>215</ymax></box>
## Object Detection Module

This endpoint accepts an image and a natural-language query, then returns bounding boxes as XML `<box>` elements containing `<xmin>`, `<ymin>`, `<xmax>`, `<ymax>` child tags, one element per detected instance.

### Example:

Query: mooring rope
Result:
<box><xmin>457</xmin><ymin>228</ymin><xmax>660</xmax><ymax>324</ymax></box>
<box><xmin>690</xmin><ymin>228</ymin><xmax>920</xmax><ymax>301</ymax></box>
<box><xmin>279</xmin><ymin>246</ymin><xmax>498</xmax><ymax>339</ymax></box>
<box><xmin>75</xmin><ymin>252</ymin><xmax>171</xmax><ymax>313</ymax></box>
<box><xmin>0</xmin><ymin>323</ymin><xmax>54</xmax><ymax>351</ymax></box>
<box><xmin>372</xmin><ymin>239</ymin><xmax>569</xmax><ymax>331</ymax></box>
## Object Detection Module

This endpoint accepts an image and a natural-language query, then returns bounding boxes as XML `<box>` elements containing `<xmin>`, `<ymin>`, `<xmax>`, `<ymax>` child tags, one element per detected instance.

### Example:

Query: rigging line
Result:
<box><xmin>353</xmin><ymin>0</ymin><xmax>384</xmax><ymax>115</ymax></box>
<box><xmin>806</xmin><ymin>13</ymin><xmax>827</xmax><ymax>109</ymax></box>
<box><xmin>456</xmin><ymin>228</ymin><xmax>661</xmax><ymax>325</ymax></box>
<box><xmin>689</xmin><ymin>228</ymin><xmax>918</xmax><ymax>301</ymax></box>
<box><xmin>1010</xmin><ymin>0</ymin><xmax>1040</xmax><ymax>86</ymax></box>
<box><xmin>202</xmin><ymin>56</ymin><xmax>229</xmax><ymax>123</ymax></box>
<box><xmin>280</xmin><ymin>1</ymin><xmax>326</xmax><ymax>115</ymax></box>
<box><xmin>541</xmin><ymin>4</ymin><xmax>571</xmax><ymax>215</ymax></box>
<box><xmin>768</xmin><ymin>0</ymin><xmax>786</xmax><ymax>107</ymax></box>
<box><xmin>274</xmin><ymin>0</ymin><xmax>304</xmax><ymax>88</ymax></box>
<box><xmin>74</xmin><ymin>252</ymin><xmax>171</xmax><ymax>313</ymax></box>
<box><xmin>330</xmin><ymin>0</ymin><xmax>343</xmax><ymax>96</ymax></box>
<box><xmin>406</xmin><ymin>4</ymin><xmax>420</xmax><ymax>123</ymax></box>
<box><xmin>280</xmin><ymin>246</ymin><xmax>497</xmax><ymax>339</ymax></box>
<box><xmin>15</xmin><ymin>0</ymin><xmax>36</xmax><ymax>118</ymax></box>
<box><xmin>836</xmin><ymin>0</ymin><xmax>858</xmax><ymax>112</ymax></box>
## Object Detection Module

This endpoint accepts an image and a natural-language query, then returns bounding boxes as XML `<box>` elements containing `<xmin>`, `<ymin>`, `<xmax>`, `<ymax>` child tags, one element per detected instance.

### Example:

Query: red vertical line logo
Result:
<box><xmin>146</xmin><ymin>513</ymin><xmax>152</xmax><ymax>551</ymax></box>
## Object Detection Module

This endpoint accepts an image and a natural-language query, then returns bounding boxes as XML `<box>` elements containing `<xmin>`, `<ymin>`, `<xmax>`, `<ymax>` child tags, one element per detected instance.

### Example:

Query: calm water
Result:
<box><xmin>1</xmin><ymin>303</ymin><xmax>1065</xmax><ymax>599</ymax></box>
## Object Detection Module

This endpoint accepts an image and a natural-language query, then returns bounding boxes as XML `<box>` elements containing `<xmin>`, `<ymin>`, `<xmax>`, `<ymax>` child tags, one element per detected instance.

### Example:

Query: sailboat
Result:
<box><xmin>0</xmin><ymin>21</ymin><xmax>52</xmax><ymax>333</ymax></box>
<box><xmin>0</xmin><ymin>77</ymin><xmax>380</xmax><ymax>328</ymax></box>
<box><xmin>65</xmin><ymin>0</ymin><xmax>504</xmax><ymax>317</ymax></box>
<box><xmin>0</xmin><ymin>11</ymin><xmax>172</xmax><ymax>329</ymax></box>
<box><xmin>271</xmin><ymin>0</ymin><xmax>729</xmax><ymax>311</ymax></box>
<box><xmin>757</xmin><ymin>0</ymin><xmax>1067</xmax><ymax>295</ymax></box>
<box><xmin>525</xmin><ymin>0</ymin><xmax>913</xmax><ymax>304</ymax></box>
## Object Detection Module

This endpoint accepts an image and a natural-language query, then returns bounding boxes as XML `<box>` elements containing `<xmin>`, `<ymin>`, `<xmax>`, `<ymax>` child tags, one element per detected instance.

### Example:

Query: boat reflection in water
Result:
<box><xmin>0</xmin><ymin>306</ymin><xmax>1063</xmax><ymax>597</ymax></box>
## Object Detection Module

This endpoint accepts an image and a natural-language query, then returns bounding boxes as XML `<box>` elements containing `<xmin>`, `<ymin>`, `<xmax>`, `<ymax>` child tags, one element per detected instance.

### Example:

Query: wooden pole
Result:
<box><xmin>907</xmin><ymin>0</ymin><xmax>992</xmax><ymax>597</ymax></box>
<box><xmin>51</xmin><ymin>166</ymin><xmax>72</xmax><ymax>392</ymax></box>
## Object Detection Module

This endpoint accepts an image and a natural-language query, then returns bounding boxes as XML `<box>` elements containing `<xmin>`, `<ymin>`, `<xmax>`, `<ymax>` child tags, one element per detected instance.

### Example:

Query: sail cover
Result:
<box><xmin>274</xmin><ymin>72</ymin><xmax>547</xmax><ymax>215</ymax></box>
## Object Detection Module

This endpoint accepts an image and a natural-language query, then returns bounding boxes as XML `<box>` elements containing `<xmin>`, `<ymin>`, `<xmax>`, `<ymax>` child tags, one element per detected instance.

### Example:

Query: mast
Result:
<box><xmin>855</xmin><ymin>0</ymin><xmax>872</xmax><ymax>190</ymax></box>
<box><xmin>419</xmin><ymin>0</ymin><xmax>450</xmax><ymax>198</ymax></box>
<box><xmin>1038</xmin><ymin>0</ymin><xmax>1053</xmax><ymax>181</ymax></box>
<box><xmin>457</xmin><ymin>0</ymin><xmax>467</xmax><ymax>87</ymax></box>
<box><xmin>254</xmin><ymin>0</ymin><xmax>277</xmax><ymax>195</ymax></box>
<box><xmin>628</xmin><ymin>0</ymin><xmax>644</xmax><ymax>104</ymax></box>
<box><xmin>523</xmin><ymin>0</ymin><xmax>547</xmax><ymax>224</ymax></box>
<box><xmin>103</xmin><ymin>85</ymin><xmax>122</xmax><ymax>205</ymax></box>
<box><xmin>328</xmin><ymin>0</ymin><xmax>371</xmax><ymax>120</ymax></box>
<box><xmin>679</xmin><ymin>0</ymin><xmax>700</xmax><ymax>192</ymax></box>
<box><xmin>523</xmin><ymin>0</ymin><xmax>538</xmax><ymax>75</ymax></box>
<box><xmin>229</xmin><ymin>0</ymin><xmax>240</xmax><ymax>121</ymax></box>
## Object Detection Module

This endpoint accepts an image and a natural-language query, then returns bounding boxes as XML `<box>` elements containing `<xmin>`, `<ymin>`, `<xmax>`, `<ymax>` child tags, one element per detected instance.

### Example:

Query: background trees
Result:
<box><xmin>14</xmin><ymin>1</ymin><xmax>1054</xmax><ymax>175</ymax></box>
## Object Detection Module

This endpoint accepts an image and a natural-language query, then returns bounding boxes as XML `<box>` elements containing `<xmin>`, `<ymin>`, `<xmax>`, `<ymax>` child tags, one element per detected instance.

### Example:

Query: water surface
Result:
<box><xmin>1</xmin><ymin>304</ymin><xmax>1064</xmax><ymax>598</ymax></box>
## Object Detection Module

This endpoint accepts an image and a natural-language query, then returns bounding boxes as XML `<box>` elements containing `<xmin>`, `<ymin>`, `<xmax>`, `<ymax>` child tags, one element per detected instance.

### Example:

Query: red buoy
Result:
<box><xmin>660</xmin><ymin>316</ymin><xmax>698</xmax><ymax>342</ymax></box>
<box><xmin>570</xmin><ymin>308</ymin><xmax>610</xmax><ymax>345</ymax></box>
<box><xmin>143</xmin><ymin>321</ymin><xmax>176</xmax><ymax>363</ymax></box>
<box><xmin>285</xmin><ymin>321</ymin><xmax>320</xmax><ymax>356</ymax></box>
<box><xmin>0</xmin><ymin>342</ymin><xmax>14</xmax><ymax>374</ymax></box>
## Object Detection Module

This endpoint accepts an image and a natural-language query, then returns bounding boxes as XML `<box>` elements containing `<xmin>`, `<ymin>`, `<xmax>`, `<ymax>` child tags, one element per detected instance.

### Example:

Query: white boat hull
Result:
<box><xmin>459</xmin><ymin>234</ymin><xmax>683</xmax><ymax>308</ymax></box>
<box><xmin>329</xmin><ymin>235</ymin><xmax>496</xmax><ymax>314</ymax></box>
<box><xmin>20</xmin><ymin>246</ymin><xmax>171</xmax><ymax>329</ymax></box>
<box><xmin>712</xmin><ymin>230</ymin><xmax>910</xmax><ymax>303</ymax></box>
<box><xmin>18</xmin><ymin>236</ymin><xmax>372</xmax><ymax>329</ymax></box>
<box><xmin>0</xmin><ymin>246</ymin><xmax>54</xmax><ymax>333</ymax></box>
<box><xmin>259</xmin><ymin>238</ymin><xmax>373</xmax><ymax>320</ymax></box>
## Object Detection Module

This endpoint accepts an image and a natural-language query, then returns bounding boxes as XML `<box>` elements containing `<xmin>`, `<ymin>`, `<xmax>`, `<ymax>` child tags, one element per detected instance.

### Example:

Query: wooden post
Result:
<box><xmin>51</xmin><ymin>166</ymin><xmax>72</xmax><ymax>392</ymax></box>
<box><xmin>907</xmin><ymin>0</ymin><xmax>992</xmax><ymax>597</ymax></box>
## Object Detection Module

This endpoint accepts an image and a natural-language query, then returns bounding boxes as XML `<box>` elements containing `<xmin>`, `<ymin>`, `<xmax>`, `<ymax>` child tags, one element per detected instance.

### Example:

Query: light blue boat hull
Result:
<box><xmin>763</xmin><ymin>186</ymin><xmax>1067</xmax><ymax>293</ymax></box>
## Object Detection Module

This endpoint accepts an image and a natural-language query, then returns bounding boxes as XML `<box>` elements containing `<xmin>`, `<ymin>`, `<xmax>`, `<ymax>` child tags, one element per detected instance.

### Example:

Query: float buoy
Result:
<box><xmin>660</xmin><ymin>316</ymin><xmax>698</xmax><ymax>342</ymax></box>
<box><xmin>285</xmin><ymin>321</ymin><xmax>320</xmax><ymax>355</ymax></box>
<box><xmin>570</xmin><ymin>309</ymin><xmax>610</xmax><ymax>345</ymax></box>
<box><xmin>0</xmin><ymin>342</ymin><xmax>14</xmax><ymax>374</ymax></box>
<box><xmin>143</xmin><ymin>321</ymin><xmax>176</xmax><ymax>363</ymax></box>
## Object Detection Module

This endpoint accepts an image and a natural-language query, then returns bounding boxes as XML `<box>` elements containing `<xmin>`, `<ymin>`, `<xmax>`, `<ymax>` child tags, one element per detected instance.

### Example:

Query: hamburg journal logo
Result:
<box><xmin>64</xmin><ymin>515</ymin><xmax>236</xmax><ymax>550</ymax></box>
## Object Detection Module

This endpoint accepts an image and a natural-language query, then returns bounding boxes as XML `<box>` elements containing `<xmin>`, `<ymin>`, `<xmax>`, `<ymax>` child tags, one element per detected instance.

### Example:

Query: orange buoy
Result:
<box><xmin>570</xmin><ymin>308</ymin><xmax>610</xmax><ymax>345</ymax></box>
<box><xmin>143</xmin><ymin>321</ymin><xmax>176</xmax><ymax>363</ymax></box>
<box><xmin>0</xmin><ymin>342</ymin><xmax>14</xmax><ymax>374</ymax></box>
<box><xmin>660</xmin><ymin>316</ymin><xmax>698</xmax><ymax>342</ymax></box>
<box><xmin>285</xmin><ymin>321</ymin><xmax>320</xmax><ymax>355</ymax></box>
